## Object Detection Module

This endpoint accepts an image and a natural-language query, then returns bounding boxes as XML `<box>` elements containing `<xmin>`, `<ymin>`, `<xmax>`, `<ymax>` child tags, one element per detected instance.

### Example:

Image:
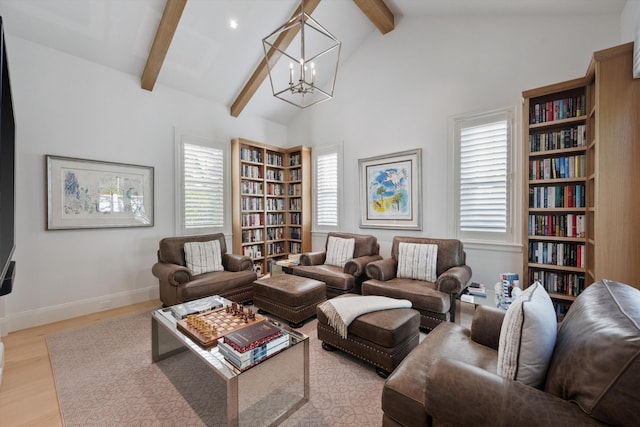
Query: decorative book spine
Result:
<box><xmin>223</xmin><ymin>321</ymin><xmax>282</xmax><ymax>353</ymax></box>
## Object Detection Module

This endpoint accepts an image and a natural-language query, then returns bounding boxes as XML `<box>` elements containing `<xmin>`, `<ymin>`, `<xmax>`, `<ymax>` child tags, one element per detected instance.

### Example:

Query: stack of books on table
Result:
<box><xmin>467</xmin><ymin>282</ymin><xmax>487</xmax><ymax>297</ymax></box>
<box><xmin>218</xmin><ymin>321</ymin><xmax>290</xmax><ymax>371</ymax></box>
<box><xmin>170</xmin><ymin>295</ymin><xmax>223</xmax><ymax>319</ymax></box>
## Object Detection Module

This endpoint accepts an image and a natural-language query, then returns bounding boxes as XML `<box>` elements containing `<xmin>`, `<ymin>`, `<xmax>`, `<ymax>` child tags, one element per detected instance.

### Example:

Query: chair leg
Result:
<box><xmin>449</xmin><ymin>294</ymin><xmax>456</xmax><ymax>323</ymax></box>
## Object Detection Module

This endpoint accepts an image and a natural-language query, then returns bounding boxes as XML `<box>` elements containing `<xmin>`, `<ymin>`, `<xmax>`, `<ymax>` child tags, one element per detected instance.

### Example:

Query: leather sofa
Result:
<box><xmin>362</xmin><ymin>236</ymin><xmax>471</xmax><ymax>331</ymax></box>
<box><xmin>291</xmin><ymin>232</ymin><xmax>382</xmax><ymax>298</ymax></box>
<box><xmin>381</xmin><ymin>279</ymin><xmax>640</xmax><ymax>427</ymax></box>
<box><xmin>152</xmin><ymin>233</ymin><xmax>257</xmax><ymax>307</ymax></box>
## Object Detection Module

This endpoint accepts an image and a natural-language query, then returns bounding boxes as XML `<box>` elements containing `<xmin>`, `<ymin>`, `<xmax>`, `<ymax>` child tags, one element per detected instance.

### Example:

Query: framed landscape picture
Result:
<box><xmin>46</xmin><ymin>155</ymin><xmax>154</xmax><ymax>230</ymax></box>
<box><xmin>358</xmin><ymin>148</ymin><xmax>422</xmax><ymax>230</ymax></box>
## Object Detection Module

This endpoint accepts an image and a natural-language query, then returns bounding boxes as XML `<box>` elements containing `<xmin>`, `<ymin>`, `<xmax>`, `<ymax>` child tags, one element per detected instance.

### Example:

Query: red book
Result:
<box><xmin>223</xmin><ymin>321</ymin><xmax>282</xmax><ymax>353</ymax></box>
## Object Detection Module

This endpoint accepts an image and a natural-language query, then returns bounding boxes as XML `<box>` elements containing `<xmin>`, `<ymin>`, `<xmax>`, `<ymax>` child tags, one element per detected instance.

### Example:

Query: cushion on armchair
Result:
<box><xmin>324</xmin><ymin>236</ymin><xmax>355</xmax><ymax>267</ymax></box>
<box><xmin>396</xmin><ymin>242</ymin><xmax>438</xmax><ymax>282</ymax></box>
<box><xmin>497</xmin><ymin>281</ymin><xmax>557</xmax><ymax>388</ymax></box>
<box><xmin>184</xmin><ymin>240</ymin><xmax>224</xmax><ymax>275</ymax></box>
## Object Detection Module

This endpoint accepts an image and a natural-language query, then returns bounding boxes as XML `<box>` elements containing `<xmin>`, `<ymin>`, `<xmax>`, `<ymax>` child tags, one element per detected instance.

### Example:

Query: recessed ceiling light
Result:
<box><xmin>229</xmin><ymin>19</ymin><xmax>238</xmax><ymax>30</ymax></box>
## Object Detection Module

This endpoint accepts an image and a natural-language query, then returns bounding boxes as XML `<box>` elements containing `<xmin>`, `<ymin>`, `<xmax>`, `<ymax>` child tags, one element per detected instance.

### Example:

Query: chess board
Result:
<box><xmin>176</xmin><ymin>303</ymin><xmax>266</xmax><ymax>348</ymax></box>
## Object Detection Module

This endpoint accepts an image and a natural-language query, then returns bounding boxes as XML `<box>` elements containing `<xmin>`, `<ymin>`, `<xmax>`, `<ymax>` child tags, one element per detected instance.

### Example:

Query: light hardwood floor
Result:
<box><xmin>0</xmin><ymin>300</ymin><xmax>161</xmax><ymax>427</ymax></box>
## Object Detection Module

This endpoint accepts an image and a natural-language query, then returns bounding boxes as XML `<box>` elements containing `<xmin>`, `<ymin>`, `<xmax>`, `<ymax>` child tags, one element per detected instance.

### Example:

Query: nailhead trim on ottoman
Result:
<box><xmin>316</xmin><ymin>294</ymin><xmax>420</xmax><ymax>376</ymax></box>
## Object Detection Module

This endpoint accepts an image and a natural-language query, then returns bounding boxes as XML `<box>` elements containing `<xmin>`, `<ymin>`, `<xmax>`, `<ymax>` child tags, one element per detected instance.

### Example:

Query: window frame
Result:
<box><xmin>313</xmin><ymin>142</ymin><xmax>343</xmax><ymax>232</ymax></box>
<box><xmin>174</xmin><ymin>129</ymin><xmax>229</xmax><ymax>236</ymax></box>
<box><xmin>451</xmin><ymin>107</ymin><xmax>519</xmax><ymax>245</ymax></box>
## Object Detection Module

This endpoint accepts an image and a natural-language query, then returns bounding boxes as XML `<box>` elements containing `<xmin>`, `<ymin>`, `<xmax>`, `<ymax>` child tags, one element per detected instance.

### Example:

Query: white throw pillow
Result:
<box><xmin>325</xmin><ymin>236</ymin><xmax>355</xmax><ymax>268</ymax></box>
<box><xmin>497</xmin><ymin>281</ymin><xmax>557</xmax><ymax>388</ymax></box>
<box><xmin>396</xmin><ymin>242</ymin><xmax>438</xmax><ymax>282</ymax></box>
<box><xmin>184</xmin><ymin>240</ymin><xmax>224</xmax><ymax>275</ymax></box>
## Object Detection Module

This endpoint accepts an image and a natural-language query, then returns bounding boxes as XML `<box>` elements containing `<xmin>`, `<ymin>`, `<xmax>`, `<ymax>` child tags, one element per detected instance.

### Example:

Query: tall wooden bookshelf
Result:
<box><xmin>231</xmin><ymin>138</ymin><xmax>311</xmax><ymax>275</ymax></box>
<box><xmin>523</xmin><ymin>79</ymin><xmax>588</xmax><ymax>318</ymax></box>
<box><xmin>523</xmin><ymin>42</ymin><xmax>640</xmax><ymax>318</ymax></box>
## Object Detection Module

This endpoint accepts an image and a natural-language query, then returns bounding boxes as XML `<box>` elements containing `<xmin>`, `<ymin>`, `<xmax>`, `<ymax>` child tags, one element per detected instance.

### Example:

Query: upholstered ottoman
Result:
<box><xmin>253</xmin><ymin>274</ymin><xmax>326</xmax><ymax>328</ymax></box>
<box><xmin>317</xmin><ymin>294</ymin><xmax>420</xmax><ymax>377</ymax></box>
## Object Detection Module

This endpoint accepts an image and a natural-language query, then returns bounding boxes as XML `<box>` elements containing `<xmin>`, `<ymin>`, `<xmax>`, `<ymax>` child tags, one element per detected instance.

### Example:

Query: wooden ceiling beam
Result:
<box><xmin>353</xmin><ymin>0</ymin><xmax>394</xmax><ymax>34</ymax></box>
<box><xmin>230</xmin><ymin>0</ymin><xmax>321</xmax><ymax>118</ymax></box>
<box><xmin>141</xmin><ymin>0</ymin><xmax>187</xmax><ymax>91</ymax></box>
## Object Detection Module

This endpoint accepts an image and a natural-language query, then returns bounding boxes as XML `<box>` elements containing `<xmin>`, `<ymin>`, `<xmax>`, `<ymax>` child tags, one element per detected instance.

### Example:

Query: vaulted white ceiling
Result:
<box><xmin>0</xmin><ymin>0</ymin><xmax>627</xmax><ymax>125</ymax></box>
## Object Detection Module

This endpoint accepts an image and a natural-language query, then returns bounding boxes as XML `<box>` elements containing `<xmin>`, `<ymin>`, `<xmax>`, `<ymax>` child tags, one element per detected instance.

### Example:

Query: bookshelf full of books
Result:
<box><xmin>523</xmin><ymin>79</ymin><xmax>589</xmax><ymax>316</ymax></box>
<box><xmin>232</xmin><ymin>138</ymin><xmax>311</xmax><ymax>276</ymax></box>
<box><xmin>522</xmin><ymin>43</ymin><xmax>640</xmax><ymax>318</ymax></box>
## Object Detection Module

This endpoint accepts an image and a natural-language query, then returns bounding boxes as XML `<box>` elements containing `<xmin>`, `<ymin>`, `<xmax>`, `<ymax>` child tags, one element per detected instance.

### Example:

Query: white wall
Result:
<box><xmin>288</xmin><ymin>13</ymin><xmax>621</xmax><ymax>287</ymax></box>
<box><xmin>1</xmin><ymin>36</ymin><xmax>286</xmax><ymax>333</ymax></box>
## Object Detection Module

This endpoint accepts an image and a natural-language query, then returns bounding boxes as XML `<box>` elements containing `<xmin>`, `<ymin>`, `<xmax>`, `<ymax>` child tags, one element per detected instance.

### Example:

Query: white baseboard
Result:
<box><xmin>5</xmin><ymin>286</ymin><xmax>159</xmax><ymax>334</ymax></box>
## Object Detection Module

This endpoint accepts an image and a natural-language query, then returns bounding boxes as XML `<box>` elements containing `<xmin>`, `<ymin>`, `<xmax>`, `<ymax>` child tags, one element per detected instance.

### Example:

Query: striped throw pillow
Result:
<box><xmin>497</xmin><ymin>282</ymin><xmax>557</xmax><ymax>388</ymax></box>
<box><xmin>325</xmin><ymin>236</ymin><xmax>356</xmax><ymax>268</ymax></box>
<box><xmin>184</xmin><ymin>240</ymin><xmax>224</xmax><ymax>275</ymax></box>
<box><xmin>397</xmin><ymin>242</ymin><xmax>438</xmax><ymax>282</ymax></box>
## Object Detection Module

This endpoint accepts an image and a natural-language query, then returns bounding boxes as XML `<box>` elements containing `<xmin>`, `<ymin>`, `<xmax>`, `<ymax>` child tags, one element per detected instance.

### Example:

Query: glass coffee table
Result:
<box><xmin>151</xmin><ymin>295</ymin><xmax>309</xmax><ymax>426</ymax></box>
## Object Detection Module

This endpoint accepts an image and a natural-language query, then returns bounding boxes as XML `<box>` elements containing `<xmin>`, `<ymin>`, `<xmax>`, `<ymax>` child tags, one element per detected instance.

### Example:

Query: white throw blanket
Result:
<box><xmin>318</xmin><ymin>296</ymin><xmax>412</xmax><ymax>339</ymax></box>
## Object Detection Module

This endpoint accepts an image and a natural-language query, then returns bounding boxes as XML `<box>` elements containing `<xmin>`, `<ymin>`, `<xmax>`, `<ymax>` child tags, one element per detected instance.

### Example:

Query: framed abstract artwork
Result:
<box><xmin>46</xmin><ymin>155</ymin><xmax>154</xmax><ymax>230</ymax></box>
<box><xmin>358</xmin><ymin>148</ymin><xmax>422</xmax><ymax>230</ymax></box>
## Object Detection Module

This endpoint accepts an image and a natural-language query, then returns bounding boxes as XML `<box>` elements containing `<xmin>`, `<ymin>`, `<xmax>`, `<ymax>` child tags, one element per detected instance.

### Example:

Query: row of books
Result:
<box><xmin>528</xmin><ymin>270</ymin><xmax>585</xmax><ymax>297</ymax></box>
<box><xmin>265</xmin><ymin>169</ymin><xmax>284</xmax><ymax>181</ymax></box>
<box><xmin>241</xmin><ymin>197</ymin><xmax>263</xmax><ymax>211</ymax></box>
<box><xmin>528</xmin><ymin>242</ymin><xmax>585</xmax><ymax>268</ymax></box>
<box><xmin>529</xmin><ymin>184</ymin><xmax>585</xmax><ymax>208</ymax></box>
<box><xmin>528</xmin><ymin>155</ymin><xmax>586</xmax><ymax>180</ymax></box>
<box><xmin>266</xmin><ymin>152</ymin><xmax>283</xmax><ymax>167</ymax></box>
<box><xmin>266</xmin><ymin>198</ymin><xmax>285</xmax><ymax>211</ymax></box>
<box><xmin>529</xmin><ymin>95</ymin><xmax>586</xmax><ymax>124</ymax></box>
<box><xmin>288</xmin><ymin>153</ymin><xmax>301</xmax><ymax>166</ymax></box>
<box><xmin>266</xmin><ymin>183</ymin><xmax>285</xmax><ymax>195</ymax></box>
<box><xmin>529</xmin><ymin>125</ymin><xmax>586</xmax><ymax>152</ymax></box>
<box><xmin>241</xmin><ymin>164</ymin><xmax>261</xmax><ymax>179</ymax></box>
<box><xmin>265</xmin><ymin>213</ymin><xmax>285</xmax><ymax>225</ymax></box>
<box><xmin>241</xmin><ymin>213</ymin><xmax>263</xmax><ymax>227</ymax></box>
<box><xmin>217</xmin><ymin>320</ymin><xmax>290</xmax><ymax>371</ymax></box>
<box><xmin>528</xmin><ymin>213</ymin><xmax>585</xmax><ymax>238</ymax></box>
<box><xmin>240</xmin><ymin>147</ymin><xmax>263</xmax><ymax>163</ymax></box>
<box><xmin>241</xmin><ymin>228</ymin><xmax>263</xmax><ymax>244</ymax></box>
<box><xmin>241</xmin><ymin>180</ymin><xmax>263</xmax><ymax>195</ymax></box>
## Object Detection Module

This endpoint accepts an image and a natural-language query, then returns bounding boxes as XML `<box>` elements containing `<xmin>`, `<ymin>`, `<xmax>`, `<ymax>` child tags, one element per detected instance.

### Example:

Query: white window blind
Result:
<box><xmin>459</xmin><ymin>119</ymin><xmax>509</xmax><ymax>234</ymax></box>
<box><xmin>183</xmin><ymin>142</ymin><xmax>224</xmax><ymax>229</ymax></box>
<box><xmin>316</xmin><ymin>151</ymin><xmax>338</xmax><ymax>227</ymax></box>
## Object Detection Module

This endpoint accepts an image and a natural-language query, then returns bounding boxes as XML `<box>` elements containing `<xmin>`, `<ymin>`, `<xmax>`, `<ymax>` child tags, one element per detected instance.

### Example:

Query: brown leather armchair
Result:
<box><xmin>381</xmin><ymin>280</ymin><xmax>640</xmax><ymax>427</ymax></box>
<box><xmin>291</xmin><ymin>232</ymin><xmax>382</xmax><ymax>298</ymax></box>
<box><xmin>362</xmin><ymin>236</ymin><xmax>471</xmax><ymax>331</ymax></box>
<box><xmin>152</xmin><ymin>233</ymin><xmax>257</xmax><ymax>307</ymax></box>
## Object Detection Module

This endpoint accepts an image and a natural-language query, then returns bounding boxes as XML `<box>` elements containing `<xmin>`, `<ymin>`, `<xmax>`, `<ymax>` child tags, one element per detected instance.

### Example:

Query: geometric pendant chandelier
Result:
<box><xmin>262</xmin><ymin>0</ymin><xmax>341</xmax><ymax>108</ymax></box>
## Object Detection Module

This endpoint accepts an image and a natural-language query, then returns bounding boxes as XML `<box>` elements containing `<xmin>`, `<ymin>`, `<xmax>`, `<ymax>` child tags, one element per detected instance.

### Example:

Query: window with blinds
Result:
<box><xmin>454</xmin><ymin>109</ymin><xmax>514</xmax><ymax>242</ymax></box>
<box><xmin>314</xmin><ymin>144</ymin><xmax>342</xmax><ymax>230</ymax></box>
<box><xmin>183</xmin><ymin>142</ymin><xmax>224</xmax><ymax>229</ymax></box>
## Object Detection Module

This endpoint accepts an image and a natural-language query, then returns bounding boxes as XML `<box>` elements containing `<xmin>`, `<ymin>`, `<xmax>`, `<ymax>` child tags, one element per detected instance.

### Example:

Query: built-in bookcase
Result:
<box><xmin>231</xmin><ymin>138</ymin><xmax>311</xmax><ymax>276</ymax></box>
<box><xmin>523</xmin><ymin>80</ymin><xmax>589</xmax><ymax>319</ymax></box>
<box><xmin>523</xmin><ymin>42</ymin><xmax>640</xmax><ymax>320</ymax></box>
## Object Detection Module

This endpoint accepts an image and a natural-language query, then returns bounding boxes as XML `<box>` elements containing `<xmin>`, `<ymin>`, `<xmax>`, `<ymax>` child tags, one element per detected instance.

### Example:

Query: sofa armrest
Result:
<box><xmin>436</xmin><ymin>265</ymin><xmax>472</xmax><ymax>295</ymax></box>
<box><xmin>300</xmin><ymin>251</ymin><xmax>326</xmax><ymax>266</ymax></box>
<box><xmin>345</xmin><ymin>254</ymin><xmax>383</xmax><ymax>277</ymax></box>
<box><xmin>425</xmin><ymin>359</ymin><xmax>604</xmax><ymax>427</ymax></box>
<box><xmin>470</xmin><ymin>305</ymin><xmax>506</xmax><ymax>350</ymax></box>
<box><xmin>365</xmin><ymin>258</ymin><xmax>397</xmax><ymax>281</ymax></box>
<box><xmin>151</xmin><ymin>262</ymin><xmax>192</xmax><ymax>286</ymax></box>
<box><xmin>222</xmin><ymin>253</ymin><xmax>253</xmax><ymax>272</ymax></box>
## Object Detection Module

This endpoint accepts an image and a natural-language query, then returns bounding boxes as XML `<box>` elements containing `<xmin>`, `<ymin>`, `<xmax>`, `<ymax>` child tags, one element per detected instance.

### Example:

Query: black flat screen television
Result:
<box><xmin>0</xmin><ymin>16</ymin><xmax>15</xmax><ymax>296</ymax></box>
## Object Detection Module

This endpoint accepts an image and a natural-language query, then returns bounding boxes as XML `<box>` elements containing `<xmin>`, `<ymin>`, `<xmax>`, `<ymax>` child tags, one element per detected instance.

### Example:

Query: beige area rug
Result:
<box><xmin>46</xmin><ymin>309</ymin><xmax>386</xmax><ymax>427</ymax></box>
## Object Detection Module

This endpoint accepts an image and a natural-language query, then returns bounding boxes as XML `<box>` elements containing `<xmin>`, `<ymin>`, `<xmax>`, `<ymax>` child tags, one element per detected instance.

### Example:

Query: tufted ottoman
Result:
<box><xmin>317</xmin><ymin>294</ymin><xmax>420</xmax><ymax>378</ymax></box>
<box><xmin>253</xmin><ymin>274</ymin><xmax>326</xmax><ymax>328</ymax></box>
